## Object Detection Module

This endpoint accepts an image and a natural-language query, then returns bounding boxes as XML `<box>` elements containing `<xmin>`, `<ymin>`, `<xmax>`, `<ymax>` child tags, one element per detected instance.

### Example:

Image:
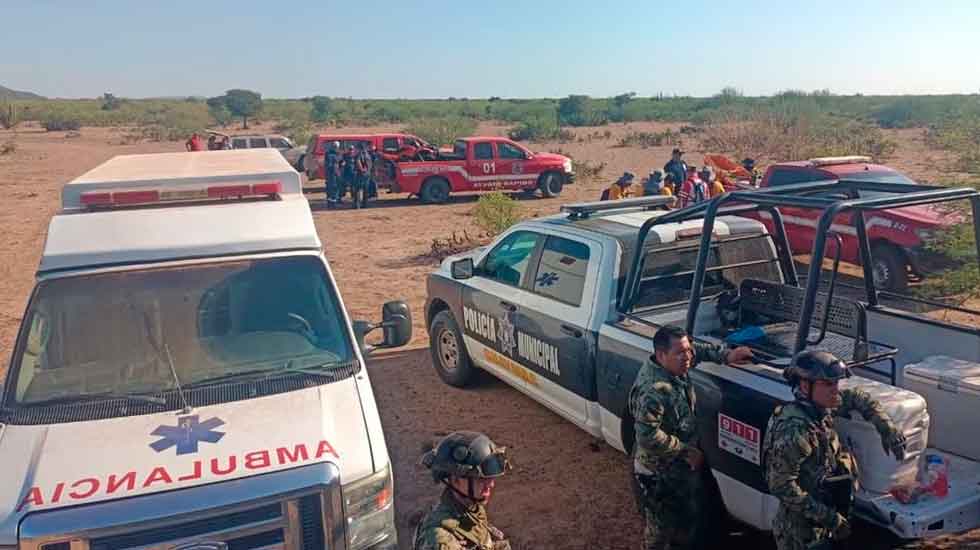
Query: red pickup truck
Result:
<box><xmin>302</xmin><ymin>133</ymin><xmax>437</xmax><ymax>180</ymax></box>
<box><xmin>749</xmin><ymin>156</ymin><xmax>947</xmax><ymax>291</ymax></box>
<box><xmin>393</xmin><ymin>137</ymin><xmax>575</xmax><ymax>203</ymax></box>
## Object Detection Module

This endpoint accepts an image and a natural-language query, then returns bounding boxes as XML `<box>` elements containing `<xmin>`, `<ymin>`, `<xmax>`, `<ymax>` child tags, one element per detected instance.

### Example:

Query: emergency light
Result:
<box><xmin>79</xmin><ymin>181</ymin><xmax>283</xmax><ymax>208</ymax></box>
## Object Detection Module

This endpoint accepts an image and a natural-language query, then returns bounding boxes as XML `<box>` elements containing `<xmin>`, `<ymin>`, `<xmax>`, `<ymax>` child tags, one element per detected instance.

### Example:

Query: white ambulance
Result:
<box><xmin>0</xmin><ymin>149</ymin><xmax>409</xmax><ymax>550</ymax></box>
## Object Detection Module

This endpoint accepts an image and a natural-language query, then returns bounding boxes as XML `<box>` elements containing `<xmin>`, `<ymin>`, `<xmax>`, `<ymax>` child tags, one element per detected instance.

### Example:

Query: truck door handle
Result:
<box><xmin>499</xmin><ymin>301</ymin><xmax>517</xmax><ymax>312</ymax></box>
<box><xmin>560</xmin><ymin>324</ymin><xmax>583</xmax><ymax>338</ymax></box>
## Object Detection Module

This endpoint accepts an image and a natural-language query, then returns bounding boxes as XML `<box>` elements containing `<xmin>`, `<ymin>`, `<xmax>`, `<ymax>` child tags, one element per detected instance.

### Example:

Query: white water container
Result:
<box><xmin>835</xmin><ymin>376</ymin><xmax>930</xmax><ymax>494</ymax></box>
<box><xmin>904</xmin><ymin>356</ymin><xmax>980</xmax><ymax>461</ymax></box>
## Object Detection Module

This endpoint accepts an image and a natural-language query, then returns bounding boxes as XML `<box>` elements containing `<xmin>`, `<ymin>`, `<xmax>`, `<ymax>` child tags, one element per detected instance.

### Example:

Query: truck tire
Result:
<box><xmin>421</xmin><ymin>177</ymin><xmax>451</xmax><ymax>204</ymax></box>
<box><xmin>429</xmin><ymin>310</ymin><xmax>476</xmax><ymax>387</ymax></box>
<box><xmin>871</xmin><ymin>244</ymin><xmax>908</xmax><ymax>292</ymax></box>
<box><xmin>539</xmin><ymin>172</ymin><xmax>563</xmax><ymax>198</ymax></box>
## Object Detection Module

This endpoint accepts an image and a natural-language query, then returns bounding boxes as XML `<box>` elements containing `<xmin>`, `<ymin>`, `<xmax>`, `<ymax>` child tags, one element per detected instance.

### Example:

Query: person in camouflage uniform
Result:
<box><xmin>763</xmin><ymin>350</ymin><xmax>908</xmax><ymax>550</ymax></box>
<box><xmin>629</xmin><ymin>325</ymin><xmax>753</xmax><ymax>550</ymax></box>
<box><xmin>414</xmin><ymin>431</ymin><xmax>512</xmax><ymax>550</ymax></box>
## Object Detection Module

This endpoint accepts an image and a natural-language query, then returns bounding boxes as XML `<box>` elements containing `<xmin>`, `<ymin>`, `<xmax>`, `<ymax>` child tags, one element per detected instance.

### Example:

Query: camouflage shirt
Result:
<box><xmin>413</xmin><ymin>490</ymin><xmax>508</xmax><ymax>550</ymax></box>
<box><xmin>763</xmin><ymin>389</ymin><xmax>897</xmax><ymax>528</ymax></box>
<box><xmin>628</xmin><ymin>341</ymin><xmax>727</xmax><ymax>473</ymax></box>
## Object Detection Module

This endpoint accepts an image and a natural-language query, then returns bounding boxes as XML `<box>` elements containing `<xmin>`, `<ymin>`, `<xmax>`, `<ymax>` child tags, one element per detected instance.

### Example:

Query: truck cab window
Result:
<box><xmin>382</xmin><ymin>137</ymin><xmax>399</xmax><ymax>152</ymax></box>
<box><xmin>269</xmin><ymin>138</ymin><xmax>290</xmax><ymax>149</ymax></box>
<box><xmin>497</xmin><ymin>142</ymin><xmax>526</xmax><ymax>160</ymax></box>
<box><xmin>474</xmin><ymin>142</ymin><xmax>494</xmax><ymax>160</ymax></box>
<box><xmin>249</xmin><ymin>138</ymin><xmax>269</xmax><ymax>149</ymax></box>
<box><xmin>767</xmin><ymin>168</ymin><xmax>822</xmax><ymax>186</ymax></box>
<box><xmin>532</xmin><ymin>236</ymin><xmax>590</xmax><ymax>306</ymax></box>
<box><xmin>480</xmin><ymin>231</ymin><xmax>540</xmax><ymax>287</ymax></box>
<box><xmin>232</xmin><ymin>138</ymin><xmax>248</xmax><ymax>149</ymax></box>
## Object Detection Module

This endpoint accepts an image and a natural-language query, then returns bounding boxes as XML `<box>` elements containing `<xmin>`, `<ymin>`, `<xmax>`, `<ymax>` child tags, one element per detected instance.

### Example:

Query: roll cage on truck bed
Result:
<box><xmin>614</xmin><ymin>178</ymin><xmax>980</xmax><ymax>538</ymax></box>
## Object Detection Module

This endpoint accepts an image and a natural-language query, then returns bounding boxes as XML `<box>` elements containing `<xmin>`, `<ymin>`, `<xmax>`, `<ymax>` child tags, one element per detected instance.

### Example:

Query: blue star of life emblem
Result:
<box><xmin>536</xmin><ymin>272</ymin><xmax>559</xmax><ymax>287</ymax></box>
<box><xmin>150</xmin><ymin>415</ymin><xmax>226</xmax><ymax>455</ymax></box>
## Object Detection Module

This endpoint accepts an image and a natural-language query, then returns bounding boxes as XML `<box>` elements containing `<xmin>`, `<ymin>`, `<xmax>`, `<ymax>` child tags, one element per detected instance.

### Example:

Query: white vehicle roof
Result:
<box><xmin>62</xmin><ymin>149</ymin><xmax>302</xmax><ymax>210</ymax></box>
<box><xmin>41</xmin><ymin>150</ymin><xmax>318</xmax><ymax>274</ymax></box>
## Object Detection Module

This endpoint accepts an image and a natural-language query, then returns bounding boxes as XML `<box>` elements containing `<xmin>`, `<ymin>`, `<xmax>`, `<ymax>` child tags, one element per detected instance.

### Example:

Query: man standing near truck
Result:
<box><xmin>629</xmin><ymin>326</ymin><xmax>752</xmax><ymax>550</ymax></box>
<box><xmin>763</xmin><ymin>351</ymin><xmax>908</xmax><ymax>550</ymax></box>
<box><xmin>663</xmin><ymin>148</ymin><xmax>688</xmax><ymax>191</ymax></box>
<box><xmin>325</xmin><ymin>141</ymin><xmax>341</xmax><ymax>207</ymax></box>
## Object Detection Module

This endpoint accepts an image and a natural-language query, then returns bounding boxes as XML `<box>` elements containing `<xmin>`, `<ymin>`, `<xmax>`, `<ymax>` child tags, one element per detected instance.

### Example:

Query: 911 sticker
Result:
<box><xmin>718</xmin><ymin>413</ymin><xmax>760</xmax><ymax>465</ymax></box>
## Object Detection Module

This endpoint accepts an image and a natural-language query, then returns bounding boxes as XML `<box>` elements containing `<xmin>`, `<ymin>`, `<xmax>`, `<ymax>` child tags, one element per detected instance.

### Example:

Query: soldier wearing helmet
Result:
<box><xmin>763</xmin><ymin>350</ymin><xmax>907</xmax><ymax>550</ymax></box>
<box><xmin>414</xmin><ymin>431</ymin><xmax>512</xmax><ymax>550</ymax></box>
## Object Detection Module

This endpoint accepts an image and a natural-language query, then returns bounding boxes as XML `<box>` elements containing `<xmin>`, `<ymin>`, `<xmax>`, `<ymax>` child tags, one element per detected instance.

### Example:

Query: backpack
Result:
<box><xmin>600</xmin><ymin>189</ymin><xmax>610</xmax><ymax>201</ymax></box>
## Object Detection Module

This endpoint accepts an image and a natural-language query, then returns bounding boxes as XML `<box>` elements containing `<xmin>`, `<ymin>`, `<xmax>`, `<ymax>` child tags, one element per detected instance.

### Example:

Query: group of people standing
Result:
<box><xmin>604</xmin><ymin>148</ymin><xmax>759</xmax><ymax>209</ymax></box>
<box><xmin>323</xmin><ymin>140</ymin><xmax>379</xmax><ymax>208</ymax></box>
<box><xmin>413</xmin><ymin>327</ymin><xmax>908</xmax><ymax>550</ymax></box>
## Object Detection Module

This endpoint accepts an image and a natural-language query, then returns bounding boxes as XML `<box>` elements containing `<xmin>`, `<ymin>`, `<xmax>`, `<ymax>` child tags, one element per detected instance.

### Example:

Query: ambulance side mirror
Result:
<box><xmin>353</xmin><ymin>300</ymin><xmax>412</xmax><ymax>355</ymax></box>
<box><xmin>451</xmin><ymin>258</ymin><xmax>474</xmax><ymax>280</ymax></box>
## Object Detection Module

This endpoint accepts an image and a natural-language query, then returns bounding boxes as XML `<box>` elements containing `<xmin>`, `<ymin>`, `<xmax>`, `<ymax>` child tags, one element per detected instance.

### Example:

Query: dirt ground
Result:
<box><xmin>0</xmin><ymin>121</ymin><xmax>977</xmax><ymax>549</ymax></box>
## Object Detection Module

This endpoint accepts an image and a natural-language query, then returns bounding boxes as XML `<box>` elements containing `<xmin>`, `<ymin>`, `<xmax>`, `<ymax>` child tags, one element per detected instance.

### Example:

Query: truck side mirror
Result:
<box><xmin>352</xmin><ymin>300</ymin><xmax>412</xmax><ymax>356</ymax></box>
<box><xmin>380</xmin><ymin>301</ymin><xmax>412</xmax><ymax>348</ymax></box>
<box><xmin>451</xmin><ymin>258</ymin><xmax>474</xmax><ymax>280</ymax></box>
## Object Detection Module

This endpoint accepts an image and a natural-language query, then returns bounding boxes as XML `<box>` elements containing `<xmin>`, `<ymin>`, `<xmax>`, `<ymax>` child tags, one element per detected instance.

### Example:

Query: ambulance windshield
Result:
<box><xmin>10</xmin><ymin>256</ymin><xmax>354</xmax><ymax>405</ymax></box>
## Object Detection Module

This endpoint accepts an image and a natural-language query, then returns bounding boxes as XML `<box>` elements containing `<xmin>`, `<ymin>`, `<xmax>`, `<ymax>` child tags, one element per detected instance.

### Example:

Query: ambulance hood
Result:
<box><xmin>0</xmin><ymin>379</ymin><xmax>372</xmax><ymax>539</ymax></box>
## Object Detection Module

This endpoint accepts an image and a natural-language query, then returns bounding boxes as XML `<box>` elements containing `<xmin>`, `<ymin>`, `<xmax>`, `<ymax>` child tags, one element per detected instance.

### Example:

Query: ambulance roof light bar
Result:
<box><xmin>78</xmin><ymin>181</ymin><xmax>283</xmax><ymax>209</ymax></box>
<box><xmin>561</xmin><ymin>196</ymin><xmax>674</xmax><ymax>219</ymax></box>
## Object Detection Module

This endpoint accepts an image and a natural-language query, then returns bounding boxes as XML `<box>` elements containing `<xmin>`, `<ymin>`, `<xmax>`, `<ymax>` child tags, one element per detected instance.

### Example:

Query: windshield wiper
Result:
<box><xmin>20</xmin><ymin>391</ymin><xmax>168</xmax><ymax>408</ymax></box>
<box><xmin>182</xmin><ymin>359</ymin><xmax>353</xmax><ymax>388</ymax></box>
<box><xmin>261</xmin><ymin>359</ymin><xmax>354</xmax><ymax>380</ymax></box>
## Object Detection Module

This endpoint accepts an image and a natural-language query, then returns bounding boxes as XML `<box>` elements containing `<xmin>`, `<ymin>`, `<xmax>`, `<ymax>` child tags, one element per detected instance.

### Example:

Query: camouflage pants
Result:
<box><xmin>633</xmin><ymin>469</ymin><xmax>703</xmax><ymax>550</ymax></box>
<box><xmin>772</xmin><ymin>506</ymin><xmax>833</xmax><ymax>550</ymax></box>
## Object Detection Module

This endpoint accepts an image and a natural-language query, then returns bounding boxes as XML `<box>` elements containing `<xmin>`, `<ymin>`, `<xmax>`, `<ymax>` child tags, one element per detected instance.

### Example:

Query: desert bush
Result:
<box><xmin>509</xmin><ymin>117</ymin><xmax>560</xmax><ymax>142</ymax></box>
<box><xmin>699</xmin><ymin>110</ymin><xmax>896</xmax><ymax>163</ymax></box>
<box><xmin>275</xmin><ymin>119</ymin><xmax>313</xmax><ymax>147</ymax></box>
<box><xmin>473</xmin><ymin>192</ymin><xmax>523</xmax><ymax>236</ymax></box>
<box><xmin>558</xmin><ymin>95</ymin><xmax>608</xmax><ymax>127</ymax></box>
<box><xmin>41</xmin><ymin>113</ymin><xmax>81</xmax><ymax>131</ymax></box>
<box><xmin>573</xmin><ymin>160</ymin><xmax>606</xmax><ymax>182</ymax></box>
<box><xmin>617</xmin><ymin>130</ymin><xmax>677</xmax><ymax>148</ymax></box>
<box><xmin>427</xmin><ymin>231</ymin><xmax>490</xmax><ymax>262</ymax></box>
<box><xmin>0</xmin><ymin>140</ymin><xmax>15</xmax><ymax>155</ymax></box>
<box><xmin>0</xmin><ymin>103</ymin><xmax>19</xmax><ymax>129</ymax></box>
<box><xmin>925</xmin><ymin>117</ymin><xmax>980</xmax><ymax>174</ymax></box>
<box><xmin>406</xmin><ymin>116</ymin><xmax>476</xmax><ymax>147</ymax></box>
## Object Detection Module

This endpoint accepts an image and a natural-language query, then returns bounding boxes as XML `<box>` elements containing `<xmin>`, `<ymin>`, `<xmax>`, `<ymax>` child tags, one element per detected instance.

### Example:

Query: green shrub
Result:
<box><xmin>617</xmin><ymin>130</ymin><xmax>677</xmax><ymax>148</ymax></box>
<box><xmin>405</xmin><ymin>116</ymin><xmax>477</xmax><ymax>147</ymax></box>
<box><xmin>0</xmin><ymin>103</ymin><xmax>18</xmax><ymax>129</ymax></box>
<box><xmin>473</xmin><ymin>192</ymin><xmax>523</xmax><ymax>236</ymax></box>
<box><xmin>41</xmin><ymin>113</ymin><xmax>81</xmax><ymax>131</ymax></box>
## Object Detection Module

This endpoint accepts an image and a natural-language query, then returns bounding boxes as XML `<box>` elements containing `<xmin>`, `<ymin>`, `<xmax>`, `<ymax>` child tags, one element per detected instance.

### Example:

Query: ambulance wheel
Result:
<box><xmin>539</xmin><ymin>172</ymin><xmax>563</xmax><ymax>198</ymax></box>
<box><xmin>421</xmin><ymin>178</ymin><xmax>451</xmax><ymax>203</ymax></box>
<box><xmin>871</xmin><ymin>243</ymin><xmax>908</xmax><ymax>292</ymax></box>
<box><xmin>429</xmin><ymin>310</ymin><xmax>475</xmax><ymax>387</ymax></box>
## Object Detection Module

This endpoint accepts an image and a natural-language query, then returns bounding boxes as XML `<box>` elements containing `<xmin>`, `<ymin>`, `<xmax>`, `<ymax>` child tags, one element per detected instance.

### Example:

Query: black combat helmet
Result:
<box><xmin>421</xmin><ymin>431</ymin><xmax>511</xmax><ymax>483</ymax></box>
<box><xmin>783</xmin><ymin>350</ymin><xmax>851</xmax><ymax>386</ymax></box>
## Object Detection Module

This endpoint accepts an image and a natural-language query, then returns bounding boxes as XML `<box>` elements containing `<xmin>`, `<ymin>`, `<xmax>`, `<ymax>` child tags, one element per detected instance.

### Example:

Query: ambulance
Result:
<box><xmin>0</xmin><ymin>149</ymin><xmax>409</xmax><ymax>550</ymax></box>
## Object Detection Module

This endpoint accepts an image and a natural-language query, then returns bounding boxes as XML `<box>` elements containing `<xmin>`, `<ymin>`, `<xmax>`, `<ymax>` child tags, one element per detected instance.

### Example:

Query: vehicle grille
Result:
<box><xmin>2</xmin><ymin>364</ymin><xmax>358</xmax><ymax>425</ymax></box>
<box><xmin>22</xmin><ymin>463</ymin><xmax>343</xmax><ymax>550</ymax></box>
<box><xmin>44</xmin><ymin>496</ymin><xmax>326</xmax><ymax>550</ymax></box>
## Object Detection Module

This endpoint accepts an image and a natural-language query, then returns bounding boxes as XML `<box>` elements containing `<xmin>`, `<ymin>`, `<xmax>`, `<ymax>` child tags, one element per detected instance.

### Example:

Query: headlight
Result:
<box><xmin>563</xmin><ymin>159</ymin><xmax>573</xmax><ymax>173</ymax></box>
<box><xmin>343</xmin><ymin>464</ymin><xmax>396</xmax><ymax>550</ymax></box>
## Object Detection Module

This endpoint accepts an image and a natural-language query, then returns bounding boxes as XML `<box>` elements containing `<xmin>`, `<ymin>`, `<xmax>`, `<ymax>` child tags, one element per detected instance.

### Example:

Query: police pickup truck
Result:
<box><xmin>0</xmin><ymin>150</ymin><xmax>409</xmax><ymax>550</ymax></box>
<box><xmin>424</xmin><ymin>184</ymin><xmax>980</xmax><ymax>541</ymax></box>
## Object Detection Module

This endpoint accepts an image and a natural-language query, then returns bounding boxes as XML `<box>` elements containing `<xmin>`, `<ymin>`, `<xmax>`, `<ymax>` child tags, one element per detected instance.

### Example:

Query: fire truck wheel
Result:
<box><xmin>421</xmin><ymin>178</ymin><xmax>451</xmax><ymax>204</ymax></box>
<box><xmin>539</xmin><ymin>172</ymin><xmax>563</xmax><ymax>198</ymax></box>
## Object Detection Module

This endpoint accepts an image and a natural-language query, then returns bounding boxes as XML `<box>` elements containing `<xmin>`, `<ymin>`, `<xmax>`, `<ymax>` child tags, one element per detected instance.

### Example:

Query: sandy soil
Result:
<box><xmin>0</xmin><ymin>121</ymin><xmax>976</xmax><ymax>549</ymax></box>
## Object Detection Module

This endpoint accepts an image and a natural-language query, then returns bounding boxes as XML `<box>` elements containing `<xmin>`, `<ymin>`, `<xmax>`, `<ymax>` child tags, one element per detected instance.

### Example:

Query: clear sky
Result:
<box><xmin>3</xmin><ymin>0</ymin><xmax>979</xmax><ymax>99</ymax></box>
